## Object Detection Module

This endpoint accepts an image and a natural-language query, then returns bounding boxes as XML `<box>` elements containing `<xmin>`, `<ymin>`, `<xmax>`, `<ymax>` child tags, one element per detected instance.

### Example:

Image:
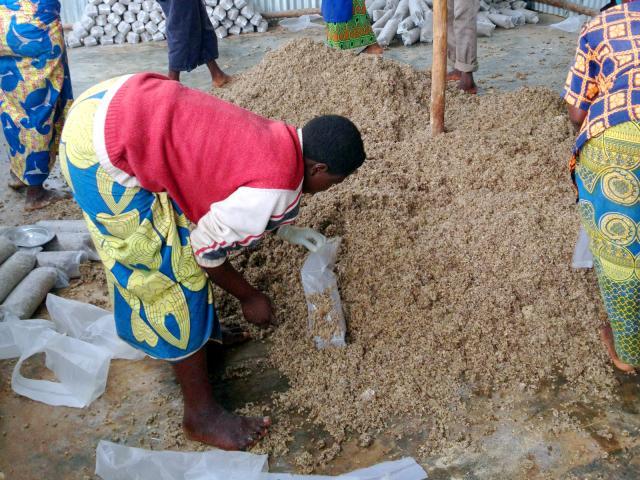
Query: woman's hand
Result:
<box><xmin>240</xmin><ymin>291</ymin><xmax>274</xmax><ymax>327</ymax></box>
<box><xmin>568</xmin><ymin>105</ymin><xmax>588</xmax><ymax>133</ymax></box>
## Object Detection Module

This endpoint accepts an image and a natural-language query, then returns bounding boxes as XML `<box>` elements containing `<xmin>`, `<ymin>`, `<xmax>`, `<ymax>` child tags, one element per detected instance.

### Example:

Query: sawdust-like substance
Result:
<box><xmin>308</xmin><ymin>291</ymin><xmax>344</xmax><ymax>346</ymax></box>
<box><xmin>214</xmin><ymin>40</ymin><xmax>615</xmax><ymax>455</ymax></box>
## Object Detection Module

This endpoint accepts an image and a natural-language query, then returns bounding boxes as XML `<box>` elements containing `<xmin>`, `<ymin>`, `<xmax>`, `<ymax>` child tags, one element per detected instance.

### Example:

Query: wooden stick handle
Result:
<box><xmin>430</xmin><ymin>0</ymin><xmax>447</xmax><ymax>136</ymax></box>
<box><xmin>262</xmin><ymin>8</ymin><xmax>320</xmax><ymax>19</ymax></box>
<box><xmin>534</xmin><ymin>0</ymin><xmax>599</xmax><ymax>17</ymax></box>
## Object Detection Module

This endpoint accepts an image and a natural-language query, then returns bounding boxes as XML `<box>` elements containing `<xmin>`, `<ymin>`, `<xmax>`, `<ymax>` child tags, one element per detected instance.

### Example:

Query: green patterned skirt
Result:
<box><xmin>576</xmin><ymin>121</ymin><xmax>640</xmax><ymax>366</ymax></box>
<box><xmin>326</xmin><ymin>0</ymin><xmax>377</xmax><ymax>50</ymax></box>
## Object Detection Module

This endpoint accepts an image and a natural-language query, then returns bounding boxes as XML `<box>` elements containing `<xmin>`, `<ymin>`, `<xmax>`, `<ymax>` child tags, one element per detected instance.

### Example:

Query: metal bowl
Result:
<box><xmin>1</xmin><ymin>225</ymin><xmax>54</xmax><ymax>248</ymax></box>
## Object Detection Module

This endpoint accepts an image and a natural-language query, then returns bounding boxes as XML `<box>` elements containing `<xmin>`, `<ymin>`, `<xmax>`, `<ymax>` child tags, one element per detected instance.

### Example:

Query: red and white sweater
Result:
<box><xmin>93</xmin><ymin>73</ymin><xmax>304</xmax><ymax>267</ymax></box>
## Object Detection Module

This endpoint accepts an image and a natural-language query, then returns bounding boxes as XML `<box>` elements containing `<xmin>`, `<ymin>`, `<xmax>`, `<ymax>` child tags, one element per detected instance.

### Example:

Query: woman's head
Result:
<box><xmin>301</xmin><ymin>115</ymin><xmax>366</xmax><ymax>194</ymax></box>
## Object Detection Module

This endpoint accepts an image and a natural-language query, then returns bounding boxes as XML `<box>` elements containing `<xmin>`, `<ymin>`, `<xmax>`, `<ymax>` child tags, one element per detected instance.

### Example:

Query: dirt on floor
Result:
<box><xmin>0</xmin><ymin>39</ymin><xmax>637</xmax><ymax>479</ymax></box>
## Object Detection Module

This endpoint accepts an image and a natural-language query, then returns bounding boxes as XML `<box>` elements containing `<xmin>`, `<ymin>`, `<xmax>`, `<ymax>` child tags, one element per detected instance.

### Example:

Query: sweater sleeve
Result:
<box><xmin>190</xmin><ymin>183</ymin><xmax>303</xmax><ymax>268</ymax></box>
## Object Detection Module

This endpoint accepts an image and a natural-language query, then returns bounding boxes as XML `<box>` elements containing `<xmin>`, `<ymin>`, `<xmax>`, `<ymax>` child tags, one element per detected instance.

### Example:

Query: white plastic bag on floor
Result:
<box><xmin>0</xmin><ymin>318</ymin><xmax>54</xmax><ymax>360</ymax></box>
<box><xmin>96</xmin><ymin>441</ymin><xmax>269</xmax><ymax>480</ymax></box>
<box><xmin>301</xmin><ymin>238</ymin><xmax>347</xmax><ymax>349</ymax></box>
<box><xmin>279</xmin><ymin>14</ymin><xmax>323</xmax><ymax>32</ymax></box>
<box><xmin>5</xmin><ymin>296</ymin><xmax>143</xmax><ymax>408</ymax></box>
<box><xmin>550</xmin><ymin>14</ymin><xmax>587</xmax><ymax>33</ymax></box>
<box><xmin>95</xmin><ymin>441</ymin><xmax>428</xmax><ymax>480</ymax></box>
<box><xmin>572</xmin><ymin>225</ymin><xmax>593</xmax><ymax>269</ymax></box>
<box><xmin>10</xmin><ymin>321</ymin><xmax>111</xmax><ymax>408</ymax></box>
<box><xmin>46</xmin><ymin>294</ymin><xmax>144</xmax><ymax>361</ymax></box>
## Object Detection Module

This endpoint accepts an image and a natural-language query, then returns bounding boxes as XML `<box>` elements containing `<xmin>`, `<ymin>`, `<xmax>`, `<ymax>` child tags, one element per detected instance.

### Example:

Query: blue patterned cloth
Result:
<box><xmin>0</xmin><ymin>0</ymin><xmax>73</xmax><ymax>186</ymax></box>
<box><xmin>60</xmin><ymin>78</ymin><xmax>220</xmax><ymax>361</ymax></box>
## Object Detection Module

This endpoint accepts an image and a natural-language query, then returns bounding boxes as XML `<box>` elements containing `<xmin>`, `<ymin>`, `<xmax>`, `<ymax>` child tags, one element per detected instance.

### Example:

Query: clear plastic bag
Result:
<box><xmin>95</xmin><ymin>441</ymin><xmax>269</xmax><ymax>480</ymax></box>
<box><xmin>549</xmin><ymin>14</ymin><xmax>587</xmax><ymax>33</ymax></box>
<box><xmin>301</xmin><ymin>238</ymin><xmax>347</xmax><ymax>349</ymax></box>
<box><xmin>46</xmin><ymin>294</ymin><xmax>145</xmax><ymax>361</ymax></box>
<box><xmin>1</xmin><ymin>267</ymin><xmax>68</xmax><ymax>319</ymax></box>
<box><xmin>44</xmin><ymin>232</ymin><xmax>100</xmax><ymax>261</ymax></box>
<box><xmin>0</xmin><ymin>235</ymin><xmax>17</xmax><ymax>265</ymax></box>
<box><xmin>279</xmin><ymin>14</ymin><xmax>324</xmax><ymax>32</ymax></box>
<box><xmin>9</xmin><ymin>321</ymin><xmax>112</xmax><ymax>408</ymax></box>
<box><xmin>37</xmin><ymin>250</ymin><xmax>89</xmax><ymax>279</ymax></box>
<box><xmin>572</xmin><ymin>225</ymin><xmax>593</xmax><ymax>269</ymax></box>
<box><xmin>0</xmin><ymin>250</ymin><xmax>37</xmax><ymax>304</ymax></box>
<box><xmin>95</xmin><ymin>441</ymin><xmax>427</xmax><ymax>480</ymax></box>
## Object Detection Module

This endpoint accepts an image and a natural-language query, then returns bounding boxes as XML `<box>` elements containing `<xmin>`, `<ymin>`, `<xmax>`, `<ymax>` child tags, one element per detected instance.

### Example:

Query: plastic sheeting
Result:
<box><xmin>95</xmin><ymin>441</ymin><xmax>428</xmax><ymax>480</ymax></box>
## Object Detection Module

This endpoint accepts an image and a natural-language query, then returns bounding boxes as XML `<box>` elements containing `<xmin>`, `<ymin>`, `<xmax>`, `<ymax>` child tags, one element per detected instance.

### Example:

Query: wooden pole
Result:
<box><xmin>534</xmin><ymin>0</ymin><xmax>599</xmax><ymax>17</ymax></box>
<box><xmin>430</xmin><ymin>0</ymin><xmax>447</xmax><ymax>136</ymax></box>
<box><xmin>262</xmin><ymin>8</ymin><xmax>320</xmax><ymax>19</ymax></box>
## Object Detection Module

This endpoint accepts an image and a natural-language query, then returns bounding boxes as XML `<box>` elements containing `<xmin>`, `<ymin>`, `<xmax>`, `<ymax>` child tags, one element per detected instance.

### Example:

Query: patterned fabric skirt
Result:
<box><xmin>0</xmin><ymin>0</ymin><xmax>73</xmax><ymax>186</ymax></box>
<box><xmin>576</xmin><ymin>121</ymin><xmax>640</xmax><ymax>366</ymax></box>
<box><xmin>59</xmin><ymin>78</ymin><xmax>220</xmax><ymax>361</ymax></box>
<box><xmin>326</xmin><ymin>0</ymin><xmax>377</xmax><ymax>50</ymax></box>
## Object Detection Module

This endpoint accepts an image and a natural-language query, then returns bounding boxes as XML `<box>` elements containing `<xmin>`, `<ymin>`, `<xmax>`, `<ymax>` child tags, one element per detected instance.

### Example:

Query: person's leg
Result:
<box><xmin>362</xmin><ymin>43</ymin><xmax>383</xmax><ymax>55</ymax></box>
<box><xmin>0</xmin><ymin>6</ymin><xmax>72</xmax><ymax>209</ymax></box>
<box><xmin>206</xmin><ymin>60</ymin><xmax>232</xmax><ymax>88</ymax></box>
<box><xmin>453</xmin><ymin>0</ymin><xmax>478</xmax><ymax>93</ymax></box>
<box><xmin>576</xmin><ymin>123</ymin><xmax>640</xmax><ymax>373</ymax></box>
<box><xmin>600</xmin><ymin>324</ymin><xmax>635</xmax><ymax>373</ymax></box>
<box><xmin>157</xmin><ymin>0</ymin><xmax>189</xmax><ymax>82</ymax></box>
<box><xmin>197</xmin><ymin>0</ymin><xmax>231</xmax><ymax>88</ymax></box>
<box><xmin>326</xmin><ymin>0</ymin><xmax>381</xmax><ymax>54</ymax></box>
<box><xmin>446</xmin><ymin>0</ymin><xmax>460</xmax><ymax>81</ymax></box>
<box><xmin>174</xmin><ymin>348</ymin><xmax>270</xmax><ymax>449</ymax></box>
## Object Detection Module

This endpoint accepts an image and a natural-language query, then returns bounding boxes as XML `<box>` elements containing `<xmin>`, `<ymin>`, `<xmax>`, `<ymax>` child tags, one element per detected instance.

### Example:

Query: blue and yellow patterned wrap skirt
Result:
<box><xmin>59</xmin><ymin>78</ymin><xmax>220</xmax><ymax>361</ymax></box>
<box><xmin>576</xmin><ymin>121</ymin><xmax>640</xmax><ymax>366</ymax></box>
<box><xmin>0</xmin><ymin>0</ymin><xmax>73</xmax><ymax>186</ymax></box>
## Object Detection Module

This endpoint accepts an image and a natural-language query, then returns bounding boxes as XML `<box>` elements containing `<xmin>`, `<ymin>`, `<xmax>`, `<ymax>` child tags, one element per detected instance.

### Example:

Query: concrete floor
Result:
<box><xmin>2</xmin><ymin>15</ymin><xmax>640</xmax><ymax>480</ymax></box>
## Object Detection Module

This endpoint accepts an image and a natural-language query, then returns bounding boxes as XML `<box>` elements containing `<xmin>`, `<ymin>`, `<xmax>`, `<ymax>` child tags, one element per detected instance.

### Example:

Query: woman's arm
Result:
<box><xmin>204</xmin><ymin>260</ymin><xmax>274</xmax><ymax>327</ymax></box>
<box><xmin>567</xmin><ymin>105</ymin><xmax>588</xmax><ymax>133</ymax></box>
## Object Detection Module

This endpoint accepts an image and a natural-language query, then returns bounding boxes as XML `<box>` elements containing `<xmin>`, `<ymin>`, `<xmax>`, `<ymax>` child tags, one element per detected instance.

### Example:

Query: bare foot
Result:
<box><xmin>25</xmin><ymin>186</ymin><xmax>71</xmax><ymax>211</ymax></box>
<box><xmin>458</xmin><ymin>72</ymin><xmax>477</xmax><ymax>94</ymax></box>
<box><xmin>446</xmin><ymin>69</ymin><xmax>462</xmax><ymax>82</ymax></box>
<box><xmin>212</xmin><ymin>72</ymin><xmax>233</xmax><ymax>88</ymax></box>
<box><xmin>9</xmin><ymin>171</ymin><xmax>25</xmax><ymax>190</ymax></box>
<box><xmin>600</xmin><ymin>324</ymin><xmax>636</xmax><ymax>373</ymax></box>
<box><xmin>362</xmin><ymin>43</ymin><xmax>384</xmax><ymax>55</ymax></box>
<box><xmin>184</xmin><ymin>405</ymin><xmax>271</xmax><ymax>450</ymax></box>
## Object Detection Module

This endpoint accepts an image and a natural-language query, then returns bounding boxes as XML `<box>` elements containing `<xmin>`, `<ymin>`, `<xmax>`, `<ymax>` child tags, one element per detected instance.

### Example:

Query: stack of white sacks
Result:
<box><xmin>368</xmin><ymin>0</ymin><xmax>539</xmax><ymax>47</ymax></box>
<box><xmin>67</xmin><ymin>0</ymin><xmax>268</xmax><ymax>48</ymax></box>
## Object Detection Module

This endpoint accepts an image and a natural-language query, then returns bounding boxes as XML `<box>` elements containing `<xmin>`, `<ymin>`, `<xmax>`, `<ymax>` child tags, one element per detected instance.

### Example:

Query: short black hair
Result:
<box><xmin>302</xmin><ymin>115</ymin><xmax>366</xmax><ymax>176</ymax></box>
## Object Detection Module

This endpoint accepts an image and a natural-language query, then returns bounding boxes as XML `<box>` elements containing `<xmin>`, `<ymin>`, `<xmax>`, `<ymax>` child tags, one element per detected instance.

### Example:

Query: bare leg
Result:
<box><xmin>25</xmin><ymin>185</ymin><xmax>70</xmax><ymax>211</ymax></box>
<box><xmin>362</xmin><ymin>43</ymin><xmax>383</xmax><ymax>55</ymax></box>
<box><xmin>458</xmin><ymin>72</ymin><xmax>477</xmax><ymax>94</ymax></box>
<box><xmin>206</xmin><ymin>60</ymin><xmax>232</xmax><ymax>88</ymax></box>
<box><xmin>600</xmin><ymin>324</ymin><xmax>635</xmax><ymax>373</ymax></box>
<box><xmin>174</xmin><ymin>348</ymin><xmax>270</xmax><ymax>449</ymax></box>
<box><xmin>168</xmin><ymin>70</ymin><xmax>181</xmax><ymax>82</ymax></box>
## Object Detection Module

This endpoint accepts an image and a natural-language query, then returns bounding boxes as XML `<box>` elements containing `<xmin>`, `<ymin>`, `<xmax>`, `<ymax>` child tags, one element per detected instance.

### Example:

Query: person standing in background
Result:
<box><xmin>446</xmin><ymin>0</ymin><xmax>478</xmax><ymax>94</ymax></box>
<box><xmin>0</xmin><ymin>0</ymin><xmax>73</xmax><ymax>210</ymax></box>
<box><xmin>157</xmin><ymin>0</ymin><xmax>231</xmax><ymax>87</ymax></box>
<box><xmin>323</xmin><ymin>0</ymin><xmax>383</xmax><ymax>54</ymax></box>
<box><xmin>563</xmin><ymin>0</ymin><xmax>640</xmax><ymax>373</ymax></box>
